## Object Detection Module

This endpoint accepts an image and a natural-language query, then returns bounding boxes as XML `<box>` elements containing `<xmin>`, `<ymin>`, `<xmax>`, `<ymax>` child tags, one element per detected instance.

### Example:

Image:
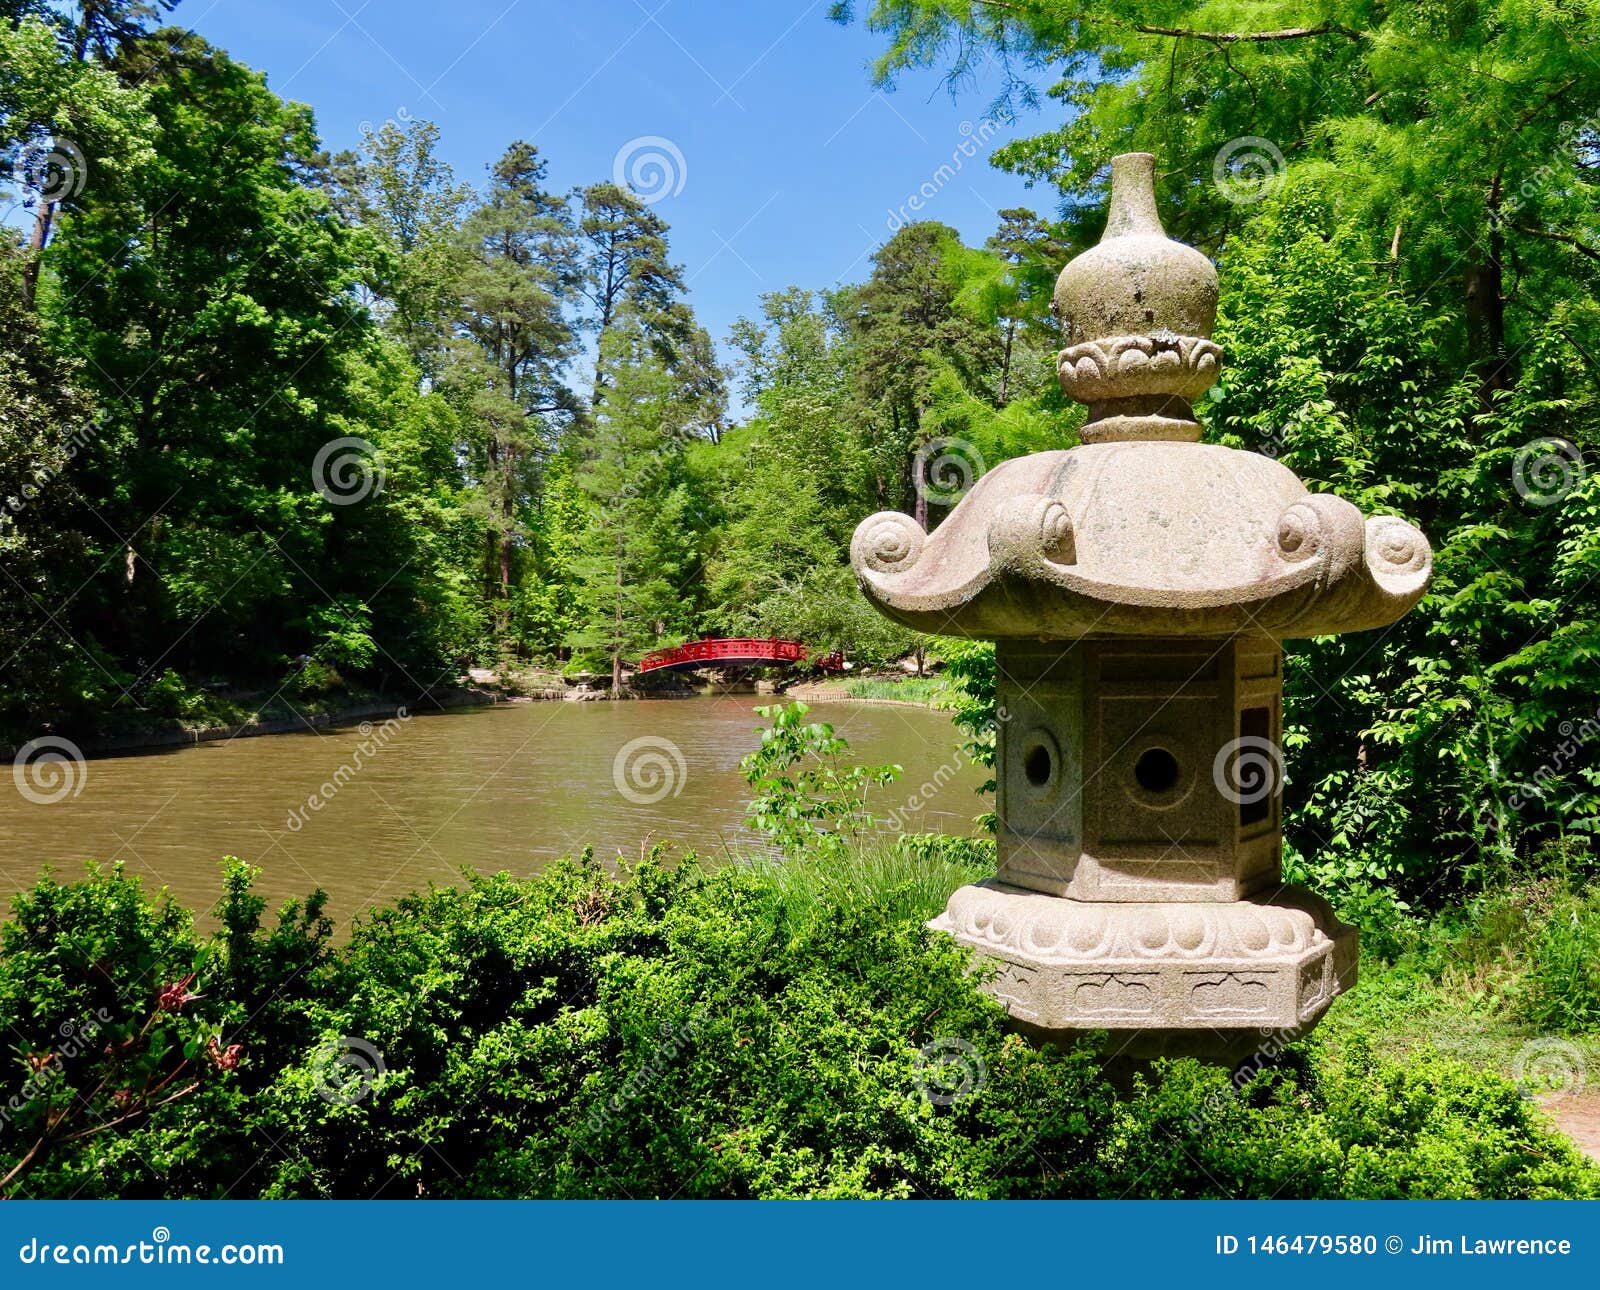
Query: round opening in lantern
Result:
<box><xmin>1023</xmin><ymin>743</ymin><xmax>1052</xmax><ymax>787</ymax></box>
<box><xmin>1134</xmin><ymin>747</ymin><xmax>1180</xmax><ymax>795</ymax></box>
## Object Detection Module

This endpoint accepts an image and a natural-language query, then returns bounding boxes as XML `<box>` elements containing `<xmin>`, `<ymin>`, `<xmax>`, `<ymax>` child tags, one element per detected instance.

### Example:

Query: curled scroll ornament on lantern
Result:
<box><xmin>851</xmin><ymin>510</ymin><xmax>927</xmax><ymax>576</ymax></box>
<box><xmin>1364</xmin><ymin>514</ymin><xmax>1431</xmax><ymax>598</ymax></box>
<box><xmin>987</xmin><ymin>493</ymin><xmax>1077</xmax><ymax>574</ymax></box>
<box><xmin>1273</xmin><ymin>493</ymin><xmax>1365</xmax><ymax>588</ymax></box>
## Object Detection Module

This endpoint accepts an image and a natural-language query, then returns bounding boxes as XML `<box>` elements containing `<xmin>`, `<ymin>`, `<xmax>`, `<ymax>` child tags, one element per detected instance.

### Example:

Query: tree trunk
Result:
<box><xmin>612</xmin><ymin>542</ymin><xmax>624</xmax><ymax>697</ymax></box>
<box><xmin>1465</xmin><ymin>258</ymin><xmax>1506</xmax><ymax>394</ymax></box>
<box><xmin>907</xmin><ymin>408</ymin><xmax>930</xmax><ymax>530</ymax></box>
<box><xmin>591</xmin><ymin>288</ymin><xmax>617</xmax><ymax>412</ymax></box>
<box><xmin>20</xmin><ymin>202</ymin><xmax>54</xmax><ymax>312</ymax></box>
<box><xmin>498</xmin><ymin>495</ymin><xmax>513</xmax><ymax>592</ymax></box>
<box><xmin>998</xmin><ymin>319</ymin><xmax>1015</xmax><ymax>406</ymax></box>
<box><xmin>17</xmin><ymin>17</ymin><xmax>94</xmax><ymax>310</ymax></box>
<box><xmin>485</xmin><ymin>435</ymin><xmax>511</xmax><ymax>628</ymax></box>
<box><xmin>1467</xmin><ymin>176</ymin><xmax>1509</xmax><ymax>399</ymax></box>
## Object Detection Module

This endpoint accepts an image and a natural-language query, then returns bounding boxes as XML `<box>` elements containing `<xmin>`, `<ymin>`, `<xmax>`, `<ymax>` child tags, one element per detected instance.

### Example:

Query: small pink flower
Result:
<box><xmin>205</xmin><ymin>1037</ymin><xmax>243</xmax><ymax>1071</ymax></box>
<box><xmin>157</xmin><ymin>973</ymin><xmax>201</xmax><ymax>1012</ymax></box>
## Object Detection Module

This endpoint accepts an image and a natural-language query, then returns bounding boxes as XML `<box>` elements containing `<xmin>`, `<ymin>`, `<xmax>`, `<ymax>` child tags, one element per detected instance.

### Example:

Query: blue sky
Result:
<box><xmin>189</xmin><ymin>0</ymin><xmax>1049</xmax><ymax>381</ymax></box>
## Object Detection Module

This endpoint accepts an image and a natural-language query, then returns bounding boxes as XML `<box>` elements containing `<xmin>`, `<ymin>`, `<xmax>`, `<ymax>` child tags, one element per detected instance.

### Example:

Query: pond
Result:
<box><xmin>0</xmin><ymin>697</ymin><xmax>986</xmax><ymax>924</ymax></box>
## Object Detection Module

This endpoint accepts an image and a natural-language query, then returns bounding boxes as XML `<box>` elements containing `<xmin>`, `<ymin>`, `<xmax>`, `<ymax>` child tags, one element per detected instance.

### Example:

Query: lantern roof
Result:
<box><xmin>850</xmin><ymin>152</ymin><xmax>1431</xmax><ymax>642</ymax></box>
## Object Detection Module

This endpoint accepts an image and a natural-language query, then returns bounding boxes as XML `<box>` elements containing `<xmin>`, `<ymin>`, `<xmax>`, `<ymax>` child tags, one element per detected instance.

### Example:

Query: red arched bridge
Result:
<box><xmin>635</xmin><ymin>637</ymin><xmax>845</xmax><ymax>675</ymax></box>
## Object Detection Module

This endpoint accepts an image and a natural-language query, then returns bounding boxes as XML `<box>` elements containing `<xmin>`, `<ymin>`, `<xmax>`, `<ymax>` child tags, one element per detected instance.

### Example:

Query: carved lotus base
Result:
<box><xmin>930</xmin><ymin>881</ymin><xmax>1357</xmax><ymax>1062</ymax></box>
<box><xmin>1055</xmin><ymin>333</ymin><xmax>1222</xmax><ymax>406</ymax></box>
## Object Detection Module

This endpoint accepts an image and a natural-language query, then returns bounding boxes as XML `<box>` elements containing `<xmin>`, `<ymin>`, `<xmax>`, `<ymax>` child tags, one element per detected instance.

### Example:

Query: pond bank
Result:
<box><xmin>1</xmin><ymin>687</ymin><xmax>511</xmax><ymax>762</ymax></box>
<box><xmin>4</xmin><ymin>672</ymin><xmax>938</xmax><ymax>762</ymax></box>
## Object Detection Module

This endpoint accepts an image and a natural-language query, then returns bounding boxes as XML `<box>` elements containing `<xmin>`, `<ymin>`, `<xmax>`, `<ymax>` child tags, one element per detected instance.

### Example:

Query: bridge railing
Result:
<box><xmin>636</xmin><ymin>637</ymin><xmax>814</xmax><ymax>673</ymax></box>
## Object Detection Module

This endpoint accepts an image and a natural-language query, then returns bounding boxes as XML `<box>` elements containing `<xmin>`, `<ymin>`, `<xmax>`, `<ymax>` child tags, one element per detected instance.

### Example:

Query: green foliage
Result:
<box><xmin>329</xmin><ymin>118</ymin><xmax>472</xmax><ymax>378</ymax></box>
<box><xmin>40</xmin><ymin>33</ymin><xmax>396</xmax><ymax>697</ymax></box>
<box><xmin>566</xmin><ymin>313</ymin><xmax>707</xmax><ymax>687</ymax></box>
<box><xmin>5</xmin><ymin>9</ymin><xmax>1072</xmax><ymax>720</ymax></box>
<box><xmin>1210</xmin><ymin>181</ymin><xmax>1600</xmax><ymax>899</ymax></box>
<box><xmin>734</xmin><ymin>565</ymin><xmax>920</xmax><ymax>668</ymax></box>
<box><xmin>1322</xmin><ymin>874</ymin><xmax>1600</xmax><ymax>1049</ymax></box>
<box><xmin>0</xmin><ymin>865</ymin><xmax>236</xmax><ymax>1198</ymax></box>
<box><xmin>1522</xmin><ymin>886</ymin><xmax>1600</xmax><ymax>1034</ymax></box>
<box><xmin>748</xmin><ymin>831</ymin><xmax>994</xmax><ymax>928</ymax></box>
<box><xmin>936</xmin><ymin>636</ymin><xmax>999</xmax><ymax>824</ymax></box>
<box><xmin>0</xmin><ymin>857</ymin><xmax>1592</xmax><ymax>1199</ymax></box>
<box><xmin>0</xmin><ymin>243</ymin><xmax>107</xmax><ymax>733</ymax></box>
<box><xmin>0</xmin><ymin>13</ymin><xmax>153</xmax><ymax>271</ymax></box>
<box><xmin>141</xmin><ymin>669</ymin><xmax>212</xmax><ymax>722</ymax></box>
<box><xmin>708</xmin><ymin>286</ymin><xmax>920</xmax><ymax>664</ymax></box>
<box><xmin>1114</xmin><ymin>1034</ymin><xmax>1593</xmax><ymax>1200</ymax></box>
<box><xmin>740</xmin><ymin>701</ymin><xmax>902</xmax><ymax>858</ymax></box>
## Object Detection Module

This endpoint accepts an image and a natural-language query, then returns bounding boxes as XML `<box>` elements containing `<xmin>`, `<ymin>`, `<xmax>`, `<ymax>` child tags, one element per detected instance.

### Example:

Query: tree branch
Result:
<box><xmin>55</xmin><ymin>1081</ymin><xmax>201</xmax><ymax>1146</ymax></box>
<box><xmin>1131</xmin><ymin>22</ymin><xmax>1365</xmax><ymax>44</ymax></box>
<box><xmin>962</xmin><ymin>2</ymin><xmax>1366</xmax><ymax>44</ymax></box>
<box><xmin>1507</xmin><ymin>222</ymin><xmax>1600</xmax><ymax>265</ymax></box>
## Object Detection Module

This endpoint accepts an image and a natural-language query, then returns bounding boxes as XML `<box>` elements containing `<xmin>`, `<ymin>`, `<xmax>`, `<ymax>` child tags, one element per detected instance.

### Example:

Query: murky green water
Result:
<box><xmin>0</xmin><ymin>697</ymin><xmax>985</xmax><ymax>924</ymax></box>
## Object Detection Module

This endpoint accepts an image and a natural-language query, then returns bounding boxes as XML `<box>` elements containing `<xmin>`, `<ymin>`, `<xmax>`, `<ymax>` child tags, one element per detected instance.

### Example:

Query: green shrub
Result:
<box><xmin>0</xmin><ymin>856</ymin><xmax>1593</xmax><ymax>1199</ymax></box>
<box><xmin>0</xmin><ymin>866</ymin><xmax>243</xmax><ymax>1198</ymax></box>
<box><xmin>141</xmin><ymin>670</ymin><xmax>214</xmax><ymax>722</ymax></box>
<box><xmin>740</xmin><ymin>701</ymin><xmax>901</xmax><ymax>859</ymax></box>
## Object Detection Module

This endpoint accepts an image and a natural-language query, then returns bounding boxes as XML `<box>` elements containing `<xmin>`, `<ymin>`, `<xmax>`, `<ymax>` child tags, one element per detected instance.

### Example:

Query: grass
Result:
<box><xmin>1318</xmin><ymin>879</ymin><xmax>1600</xmax><ymax>1090</ymax></box>
<box><xmin>747</xmin><ymin>833</ymin><xmax>994</xmax><ymax>927</ymax></box>
<box><xmin>840</xmin><ymin>675</ymin><xmax>949</xmax><ymax>705</ymax></box>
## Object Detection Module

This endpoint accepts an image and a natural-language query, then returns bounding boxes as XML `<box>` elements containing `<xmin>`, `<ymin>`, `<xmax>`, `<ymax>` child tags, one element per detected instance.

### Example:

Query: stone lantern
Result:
<box><xmin>850</xmin><ymin>153</ymin><xmax>1432</xmax><ymax>1061</ymax></box>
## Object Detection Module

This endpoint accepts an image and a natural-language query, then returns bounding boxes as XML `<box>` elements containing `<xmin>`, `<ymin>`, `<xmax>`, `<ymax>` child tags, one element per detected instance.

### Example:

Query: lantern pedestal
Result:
<box><xmin>929</xmin><ymin>882</ymin><xmax>1355</xmax><ymax>1062</ymax></box>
